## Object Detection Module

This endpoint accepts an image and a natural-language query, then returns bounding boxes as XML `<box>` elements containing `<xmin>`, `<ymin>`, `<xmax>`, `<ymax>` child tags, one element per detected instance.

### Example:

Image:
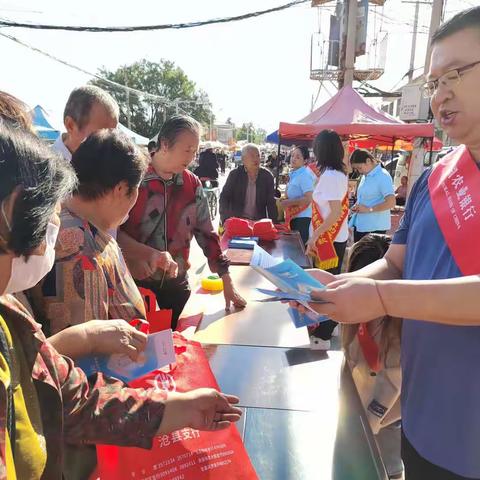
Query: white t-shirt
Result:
<box><xmin>312</xmin><ymin>168</ymin><xmax>349</xmax><ymax>243</ymax></box>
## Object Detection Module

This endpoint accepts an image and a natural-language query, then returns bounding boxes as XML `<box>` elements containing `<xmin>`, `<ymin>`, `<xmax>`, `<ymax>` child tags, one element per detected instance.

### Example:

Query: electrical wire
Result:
<box><xmin>0</xmin><ymin>31</ymin><xmax>172</xmax><ymax>105</ymax></box>
<box><xmin>0</xmin><ymin>0</ymin><xmax>309</xmax><ymax>32</ymax></box>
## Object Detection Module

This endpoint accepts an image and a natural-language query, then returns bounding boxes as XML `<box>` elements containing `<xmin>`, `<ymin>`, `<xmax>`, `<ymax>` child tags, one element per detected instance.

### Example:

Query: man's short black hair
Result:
<box><xmin>71</xmin><ymin>129</ymin><xmax>147</xmax><ymax>200</ymax></box>
<box><xmin>0</xmin><ymin>120</ymin><xmax>77</xmax><ymax>255</ymax></box>
<box><xmin>431</xmin><ymin>6</ymin><xmax>480</xmax><ymax>45</ymax></box>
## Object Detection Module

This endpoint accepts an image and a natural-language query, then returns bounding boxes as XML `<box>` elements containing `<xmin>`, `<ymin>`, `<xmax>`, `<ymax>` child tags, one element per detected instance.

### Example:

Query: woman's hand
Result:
<box><xmin>222</xmin><ymin>274</ymin><xmax>247</xmax><ymax>311</ymax></box>
<box><xmin>355</xmin><ymin>204</ymin><xmax>370</xmax><ymax>214</ymax></box>
<box><xmin>158</xmin><ymin>388</ymin><xmax>242</xmax><ymax>433</ymax></box>
<box><xmin>86</xmin><ymin>319</ymin><xmax>148</xmax><ymax>361</ymax></box>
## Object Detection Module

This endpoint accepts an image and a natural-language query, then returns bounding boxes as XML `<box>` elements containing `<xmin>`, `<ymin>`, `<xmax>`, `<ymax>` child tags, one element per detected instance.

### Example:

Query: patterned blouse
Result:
<box><xmin>42</xmin><ymin>208</ymin><xmax>146</xmax><ymax>335</ymax></box>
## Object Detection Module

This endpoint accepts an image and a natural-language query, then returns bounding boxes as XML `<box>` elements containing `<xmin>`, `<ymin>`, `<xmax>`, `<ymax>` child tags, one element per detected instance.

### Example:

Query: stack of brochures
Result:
<box><xmin>228</xmin><ymin>236</ymin><xmax>259</xmax><ymax>250</ymax></box>
<box><xmin>250</xmin><ymin>245</ymin><xmax>328</xmax><ymax>327</ymax></box>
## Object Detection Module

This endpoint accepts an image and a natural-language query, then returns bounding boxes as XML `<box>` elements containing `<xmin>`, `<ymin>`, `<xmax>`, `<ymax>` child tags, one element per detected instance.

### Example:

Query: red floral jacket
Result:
<box><xmin>0</xmin><ymin>295</ymin><xmax>166</xmax><ymax>480</ymax></box>
<box><xmin>122</xmin><ymin>168</ymin><xmax>229</xmax><ymax>279</ymax></box>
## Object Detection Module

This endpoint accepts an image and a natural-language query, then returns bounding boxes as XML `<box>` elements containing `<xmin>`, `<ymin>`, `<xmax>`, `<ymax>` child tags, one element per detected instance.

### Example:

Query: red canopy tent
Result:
<box><xmin>278</xmin><ymin>86</ymin><xmax>434</xmax><ymax>144</ymax></box>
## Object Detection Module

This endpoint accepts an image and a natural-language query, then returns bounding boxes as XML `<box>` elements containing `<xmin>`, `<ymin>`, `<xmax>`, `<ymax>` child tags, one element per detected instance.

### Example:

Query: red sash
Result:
<box><xmin>428</xmin><ymin>145</ymin><xmax>480</xmax><ymax>276</ymax></box>
<box><xmin>357</xmin><ymin>323</ymin><xmax>380</xmax><ymax>373</ymax></box>
<box><xmin>311</xmin><ymin>195</ymin><xmax>349</xmax><ymax>270</ymax></box>
<box><xmin>284</xmin><ymin>203</ymin><xmax>310</xmax><ymax>228</ymax></box>
<box><xmin>283</xmin><ymin>164</ymin><xmax>319</xmax><ymax>228</ymax></box>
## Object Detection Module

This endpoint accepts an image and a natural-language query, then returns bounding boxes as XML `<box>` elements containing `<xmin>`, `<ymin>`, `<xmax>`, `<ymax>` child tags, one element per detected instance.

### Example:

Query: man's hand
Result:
<box><xmin>158</xmin><ymin>388</ymin><xmax>242</xmax><ymax>434</ymax></box>
<box><xmin>86</xmin><ymin>319</ymin><xmax>148</xmax><ymax>361</ymax></box>
<box><xmin>290</xmin><ymin>277</ymin><xmax>386</xmax><ymax>324</ymax></box>
<box><xmin>222</xmin><ymin>273</ymin><xmax>247</xmax><ymax>311</ymax></box>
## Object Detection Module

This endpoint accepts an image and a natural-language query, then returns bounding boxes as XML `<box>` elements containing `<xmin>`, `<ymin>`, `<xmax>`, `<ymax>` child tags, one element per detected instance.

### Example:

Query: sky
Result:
<box><xmin>0</xmin><ymin>0</ymin><xmax>476</xmax><ymax>133</ymax></box>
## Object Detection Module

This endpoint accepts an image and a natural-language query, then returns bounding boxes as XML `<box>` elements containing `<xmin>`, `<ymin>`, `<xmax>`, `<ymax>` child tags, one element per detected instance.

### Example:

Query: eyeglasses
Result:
<box><xmin>422</xmin><ymin>60</ymin><xmax>480</xmax><ymax>98</ymax></box>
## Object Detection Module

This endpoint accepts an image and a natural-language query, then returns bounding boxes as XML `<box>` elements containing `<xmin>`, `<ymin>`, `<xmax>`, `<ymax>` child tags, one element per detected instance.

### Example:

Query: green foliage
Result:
<box><xmin>235</xmin><ymin>122</ymin><xmax>267</xmax><ymax>144</ymax></box>
<box><xmin>90</xmin><ymin>59</ymin><xmax>214</xmax><ymax>138</ymax></box>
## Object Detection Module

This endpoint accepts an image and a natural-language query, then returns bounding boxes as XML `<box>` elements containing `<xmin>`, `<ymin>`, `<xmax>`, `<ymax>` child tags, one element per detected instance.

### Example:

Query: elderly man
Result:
<box><xmin>298</xmin><ymin>7</ymin><xmax>480</xmax><ymax>480</ymax></box>
<box><xmin>52</xmin><ymin>85</ymin><xmax>176</xmax><ymax>281</ymax></box>
<box><xmin>220</xmin><ymin>144</ymin><xmax>277</xmax><ymax>223</ymax></box>
<box><xmin>53</xmin><ymin>85</ymin><xmax>118</xmax><ymax>161</ymax></box>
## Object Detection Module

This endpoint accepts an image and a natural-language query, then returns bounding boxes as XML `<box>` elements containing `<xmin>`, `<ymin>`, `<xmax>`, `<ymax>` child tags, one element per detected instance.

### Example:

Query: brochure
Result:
<box><xmin>250</xmin><ymin>245</ymin><xmax>328</xmax><ymax>326</ymax></box>
<box><xmin>77</xmin><ymin>329</ymin><xmax>176</xmax><ymax>383</ymax></box>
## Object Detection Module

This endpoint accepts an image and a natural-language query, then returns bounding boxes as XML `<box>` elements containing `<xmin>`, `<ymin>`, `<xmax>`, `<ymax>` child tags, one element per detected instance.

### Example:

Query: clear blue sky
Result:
<box><xmin>0</xmin><ymin>0</ymin><xmax>474</xmax><ymax>132</ymax></box>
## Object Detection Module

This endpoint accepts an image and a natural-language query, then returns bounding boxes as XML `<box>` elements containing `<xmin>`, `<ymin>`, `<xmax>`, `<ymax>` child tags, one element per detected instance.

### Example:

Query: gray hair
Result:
<box><xmin>241</xmin><ymin>143</ymin><xmax>260</xmax><ymax>160</ymax></box>
<box><xmin>63</xmin><ymin>85</ymin><xmax>119</xmax><ymax>129</ymax></box>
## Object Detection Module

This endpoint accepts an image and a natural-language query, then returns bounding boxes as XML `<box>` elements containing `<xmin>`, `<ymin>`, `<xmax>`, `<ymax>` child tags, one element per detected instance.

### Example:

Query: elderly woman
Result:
<box><xmin>41</xmin><ymin>129</ymin><xmax>154</xmax><ymax>359</ymax></box>
<box><xmin>0</xmin><ymin>120</ymin><xmax>241</xmax><ymax>479</ymax></box>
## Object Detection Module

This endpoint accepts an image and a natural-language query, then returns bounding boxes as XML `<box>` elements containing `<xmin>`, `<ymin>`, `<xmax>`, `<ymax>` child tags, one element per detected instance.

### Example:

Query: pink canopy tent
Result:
<box><xmin>278</xmin><ymin>86</ymin><xmax>434</xmax><ymax>144</ymax></box>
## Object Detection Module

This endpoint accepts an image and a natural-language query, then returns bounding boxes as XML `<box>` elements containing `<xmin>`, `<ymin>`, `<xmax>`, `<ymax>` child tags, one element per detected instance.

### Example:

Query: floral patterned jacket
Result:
<box><xmin>0</xmin><ymin>295</ymin><xmax>166</xmax><ymax>480</ymax></box>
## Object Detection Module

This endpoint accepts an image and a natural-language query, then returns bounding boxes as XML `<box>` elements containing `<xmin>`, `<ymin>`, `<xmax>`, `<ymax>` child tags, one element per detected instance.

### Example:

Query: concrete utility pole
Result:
<box><xmin>343</xmin><ymin>0</ymin><xmax>358</xmax><ymax>86</ymax></box>
<box><xmin>408</xmin><ymin>1</ymin><xmax>420</xmax><ymax>82</ymax></box>
<box><xmin>403</xmin><ymin>1</ymin><xmax>432</xmax><ymax>82</ymax></box>
<box><xmin>424</xmin><ymin>0</ymin><xmax>445</xmax><ymax>75</ymax></box>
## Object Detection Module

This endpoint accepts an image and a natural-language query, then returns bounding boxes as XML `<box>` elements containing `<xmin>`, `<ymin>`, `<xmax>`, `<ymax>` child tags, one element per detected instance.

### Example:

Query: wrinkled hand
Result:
<box><xmin>222</xmin><ymin>274</ymin><xmax>247</xmax><ymax>311</ymax></box>
<box><xmin>290</xmin><ymin>277</ymin><xmax>386</xmax><ymax>324</ymax></box>
<box><xmin>158</xmin><ymin>388</ymin><xmax>242</xmax><ymax>434</ymax></box>
<box><xmin>85</xmin><ymin>319</ymin><xmax>148</xmax><ymax>361</ymax></box>
<box><xmin>149</xmin><ymin>250</ymin><xmax>178</xmax><ymax>278</ymax></box>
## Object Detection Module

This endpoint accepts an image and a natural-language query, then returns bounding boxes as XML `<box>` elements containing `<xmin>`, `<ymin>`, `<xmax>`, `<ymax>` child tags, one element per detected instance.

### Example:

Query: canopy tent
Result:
<box><xmin>351</xmin><ymin>136</ymin><xmax>443</xmax><ymax>152</ymax></box>
<box><xmin>267</xmin><ymin>86</ymin><xmax>434</xmax><ymax>145</ymax></box>
<box><xmin>118</xmin><ymin>124</ymin><xmax>149</xmax><ymax>146</ymax></box>
<box><xmin>31</xmin><ymin>105</ymin><xmax>61</xmax><ymax>141</ymax></box>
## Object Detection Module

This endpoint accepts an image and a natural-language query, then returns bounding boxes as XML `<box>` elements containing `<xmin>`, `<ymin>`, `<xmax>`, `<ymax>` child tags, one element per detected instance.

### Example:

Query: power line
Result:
<box><xmin>0</xmin><ymin>31</ymin><xmax>171</xmax><ymax>105</ymax></box>
<box><xmin>0</xmin><ymin>0</ymin><xmax>309</xmax><ymax>33</ymax></box>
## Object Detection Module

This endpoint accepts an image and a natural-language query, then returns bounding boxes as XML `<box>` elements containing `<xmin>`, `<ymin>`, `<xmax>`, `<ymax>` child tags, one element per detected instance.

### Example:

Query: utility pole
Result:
<box><xmin>424</xmin><ymin>0</ymin><xmax>444</xmax><ymax>75</ymax></box>
<box><xmin>124</xmin><ymin>69</ymin><xmax>131</xmax><ymax>129</ymax></box>
<box><xmin>403</xmin><ymin>1</ymin><xmax>432</xmax><ymax>82</ymax></box>
<box><xmin>408</xmin><ymin>1</ymin><xmax>420</xmax><ymax>82</ymax></box>
<box><xmin>343</xmin><ymin>0</ymin><xmax>358</xmax><ymax>87</ymax></box>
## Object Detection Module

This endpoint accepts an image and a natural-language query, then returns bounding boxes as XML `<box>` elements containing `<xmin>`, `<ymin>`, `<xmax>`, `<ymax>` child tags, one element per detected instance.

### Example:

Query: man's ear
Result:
<box><xmin>64</xmin><ymin>116</ymin><xmax>77</xmax><ymax>135</ymax></box>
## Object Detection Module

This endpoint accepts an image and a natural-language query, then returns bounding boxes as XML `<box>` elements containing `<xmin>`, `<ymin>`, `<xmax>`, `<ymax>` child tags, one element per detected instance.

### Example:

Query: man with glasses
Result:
<box><xmin>295</xmin><ymin>7</ymin><xmax>480</xmax><ymax>479</ymax></box>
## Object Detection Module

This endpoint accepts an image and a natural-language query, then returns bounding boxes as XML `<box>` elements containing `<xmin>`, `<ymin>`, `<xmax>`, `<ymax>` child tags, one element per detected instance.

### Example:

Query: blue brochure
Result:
<box><xmin>76</xmin><ymin>329</ymin><xmax>176</xmax><ymax>383</ymax></box>
<box><xmin>228</xmin><ymin>236</ymin><xmax>259</xmax><ymax>250</ymax></box>
<box><xmin>250</xmin><ymin>245</ymin><xmax>329</xmax><ymax>327</ymax></box>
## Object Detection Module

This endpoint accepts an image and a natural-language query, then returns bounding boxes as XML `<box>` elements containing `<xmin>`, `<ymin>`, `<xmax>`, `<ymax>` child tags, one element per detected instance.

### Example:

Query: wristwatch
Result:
<box><xmin>369</xmin><ymin>207</ymin><xmax>374</xmax><ymax>212</ymax></box>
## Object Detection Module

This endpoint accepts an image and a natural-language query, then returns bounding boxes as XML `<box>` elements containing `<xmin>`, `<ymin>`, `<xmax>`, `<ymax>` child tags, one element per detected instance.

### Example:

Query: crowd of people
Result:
<box><xmin>0</xmin><ymin>5</ymin><xmax>477</xmax><ymax>480</ymax></box>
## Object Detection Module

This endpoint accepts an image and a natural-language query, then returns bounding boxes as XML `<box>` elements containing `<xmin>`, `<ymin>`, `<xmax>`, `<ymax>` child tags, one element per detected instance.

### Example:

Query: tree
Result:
<box><xmin>235</xmin><ymin>122</ymin><xmax>267</xmax><ymax>144</ymax></box>
<box><xmin>90</xmin><ymin>59</ymin><xmax>214</xmax><ymax>138</ymax></box>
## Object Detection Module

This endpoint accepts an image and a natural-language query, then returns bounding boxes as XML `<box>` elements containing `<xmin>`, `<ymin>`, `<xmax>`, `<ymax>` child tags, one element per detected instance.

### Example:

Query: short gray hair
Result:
<box><xmin>63</xmin><ymin>85</ymin><xmax>119</xmax><ymax>129</ymax></box>
<box><xmin>241</xmin><ymin>143</ymin><xmax>260</xmax><ymax>160</ymax></box>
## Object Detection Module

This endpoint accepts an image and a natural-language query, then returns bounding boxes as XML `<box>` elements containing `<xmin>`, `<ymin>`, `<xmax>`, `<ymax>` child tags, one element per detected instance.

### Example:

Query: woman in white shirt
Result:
<box><xmin>307</xmin><ymin>129</ymin><xmax>349</xmax><ymax>348</ymax></box>
<box><xmin>307</xmin><ymin>130</ymin><xmax>349</xmax><ymax>273</ymax></box>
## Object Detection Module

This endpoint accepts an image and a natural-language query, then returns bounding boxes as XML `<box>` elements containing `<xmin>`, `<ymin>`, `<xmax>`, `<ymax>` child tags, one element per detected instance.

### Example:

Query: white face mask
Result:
<box><xmin>3</xmin><ymin>222</ymin><xmax>59</xmax><ymax>295</ymax></box>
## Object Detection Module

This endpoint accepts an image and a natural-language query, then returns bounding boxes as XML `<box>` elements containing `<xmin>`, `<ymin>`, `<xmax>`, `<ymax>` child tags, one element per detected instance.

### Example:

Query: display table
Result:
<box><xmin>182</xmin><ymin>266</ymin><xmax>310</xmax><ymax>348</ymax></box>
<box><xmin>202</xmin><ymin>344</ymin><xmax>387</xmax><ymax>480</ymax></box>
<box><xmin>222</xmin><ymin>231</ymin><xmax>312</xmax><ymax>269</ymax></box>
<box><xmin>178</xmin><ymin>265</ymin><xmax>388</xmax><ymax>479</ymax></box>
